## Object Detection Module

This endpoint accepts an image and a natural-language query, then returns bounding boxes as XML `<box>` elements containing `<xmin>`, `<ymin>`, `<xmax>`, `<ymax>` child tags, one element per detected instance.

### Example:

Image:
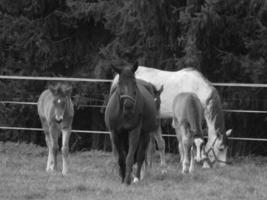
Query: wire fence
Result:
<box><xmin>0</xmin><ymin>75</ymin><xmax>112</xmax><ymax>83</ymax></box>
<box><xmin>1</xmin><ymin>75</ymin><xmax>267</xmax><ymax>142</ymax></box>
<box><xmin>2</xmin><ymin>75</ymin><xmax>267</xmax><ymax>87</ymax></box>
<box><xmin>2</xmin><ymin>100</ymin><xmax>267</xmax><ymax>113</ymax></box>
<box><xmin>1</xmin><ymin>126</ymin><xmax>267</xmax><ymax>141</ymax></box>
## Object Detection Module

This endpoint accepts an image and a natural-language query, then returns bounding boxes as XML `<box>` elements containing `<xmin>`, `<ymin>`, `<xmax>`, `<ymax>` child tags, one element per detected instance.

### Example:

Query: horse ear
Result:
<box><xmin>132</xmin><ymin>61</ymin><xmax>139</xmax><ymax>72</ymax></box>
<box><xmin>226</xmin><ymin>129</ymin><xmax>232</xmax><ymax>136</ymax></box>
<box><xmin>111</xmin><ymin>64</ymin><xmax>121</xmax><ymax>74</ymax></box>
<box><xmin>65</xmin><ymin>85</ymin><xmax>72</xmax><ymax>96</ymax></box>
<box><xmin>48</xmin><ymin>85</ymin><xmax>57</xmax><ymax>95</ymax></box>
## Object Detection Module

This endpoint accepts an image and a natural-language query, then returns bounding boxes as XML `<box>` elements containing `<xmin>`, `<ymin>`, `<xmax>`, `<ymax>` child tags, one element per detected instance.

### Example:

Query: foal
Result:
<box><xmin>37</xmin><ymin>83</ymin><xmax>74</xmax><ymax>175</ymax></box>
<box><xmin>172</xmin><ymin>92</ymin><xmax>206</xmax><ymax>173</ymax></box>
<box><xmin>145</xmin><ymin>83</ymin><xmax>166</xmax><ymax>171</ymax></box>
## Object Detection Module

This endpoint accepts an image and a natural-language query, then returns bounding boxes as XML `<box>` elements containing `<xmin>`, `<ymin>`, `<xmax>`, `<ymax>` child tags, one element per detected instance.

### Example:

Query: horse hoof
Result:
<box><xmin>182</xmin><ymin>169</ymin><xmax>189</xmax><ymax>174</ymax></box>
<box><xmin>202</xmin><ymin>162</ymin><xmax>211</xmax><ymax>169</ymax></box>
<box><xmin>62</xmin><ymin>170</ymin><xmax>68</xmax><ymax>176</ymax></box>
<box><xmin>161</xmin><ymin>168</ymin><xmax>167</xmax><ymax>175</ymax></box>
<box><xmin>133</xmin><ymin>177</ymin><xmax>139</xmax><ymax>184</ymax></box>
<box><xmin>46</xmin><ymin>168</ymin><xmax>56</xmax><ymax>173</ymax></box>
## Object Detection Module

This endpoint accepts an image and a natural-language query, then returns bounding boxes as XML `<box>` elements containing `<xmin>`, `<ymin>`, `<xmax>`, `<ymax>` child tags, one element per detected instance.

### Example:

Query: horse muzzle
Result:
<box><xmin>123</xmin><ymin>106</ymin><xmax>134</xmax><ymax>117</ymax></box>
<box><xmin>55</xmin><ymin>116</ymin><xmax>63</xmax><ymax>123</ymax></box>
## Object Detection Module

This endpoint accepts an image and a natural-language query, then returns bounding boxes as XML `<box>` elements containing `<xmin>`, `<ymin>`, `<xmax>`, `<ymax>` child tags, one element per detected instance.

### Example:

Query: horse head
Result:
<box><xmin>49</xmin><ymin>83</ymin><xmax>72</xmax><ymax>123</ymax></box>
<box><xmin>111</xmin><ymin>62</ymin><xmax>138</xmax><ymax>116</ymax></box>
<box><xmin>206</xmin><ymin>127</ymin><xmax>232</xmax><ymax>166</ymax></box>
<box><xmin>190</xmin><ymin>127</ymin><xmax>206</xmax><ymax>163</ymax></box>
<box><xmin>193</xmin><ymin>136</ymin><xmax>206</xmax><ymax>162</ymax></box>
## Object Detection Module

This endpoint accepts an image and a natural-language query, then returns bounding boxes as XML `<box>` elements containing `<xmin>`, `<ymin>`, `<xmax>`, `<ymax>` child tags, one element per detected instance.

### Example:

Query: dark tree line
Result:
<box><xmin>1</xmin><ymin>0</ymin><xmax>267</xmax><ymax>155</ymax></box>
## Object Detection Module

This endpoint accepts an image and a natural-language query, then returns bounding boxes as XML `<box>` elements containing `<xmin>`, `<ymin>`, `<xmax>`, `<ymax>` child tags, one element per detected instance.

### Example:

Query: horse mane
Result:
<box><xmin>51</xmin><ymin>83</ymin><xmax>72</xmax><ymax>95</ymax></box>
<box><xmin>182</xmin><ymin>68</ymin><xmax>228</xmax><ymax>142</ymax></box>
<box><xmin>183</xmin><ymin>68</ymin><xmax>223</xmax><ymax>128</ymax></box>
<box><xmin>181</xmin><ymin>68</ymin><xmax>221</xmax><ymax>121</ymax></box>
<box><xmin>206</xmin><ymin>86</ymin><xmax>226</xmax><ymax>136</ymax></box>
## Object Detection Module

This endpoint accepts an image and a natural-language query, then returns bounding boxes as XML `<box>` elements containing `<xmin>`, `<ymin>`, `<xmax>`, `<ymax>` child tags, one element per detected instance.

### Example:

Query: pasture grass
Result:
<box><xmin>0</xmin><ymin>142</ymin><xmax>267</xmax><ymax>200</ymax></box>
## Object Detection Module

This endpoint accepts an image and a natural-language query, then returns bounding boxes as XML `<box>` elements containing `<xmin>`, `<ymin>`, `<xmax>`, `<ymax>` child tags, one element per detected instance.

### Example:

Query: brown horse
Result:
<box><xmin>110</xmin><ymin>79</ymin><xmax>166</xmax><ymax>175</ymax></box>
<box><xmin>105</xmin><ymin>62</ymin><xmax>158</xmax><ymax>185</ymax></box>
<box><xmin>172</xmin><ymin>92</ymin><xmax>206</xmax><ymax>173</ymax></box>
<box><xmin>37</xmin><ymin>83</ymin><xmax>74</xmax><ymax>175</ymax></box>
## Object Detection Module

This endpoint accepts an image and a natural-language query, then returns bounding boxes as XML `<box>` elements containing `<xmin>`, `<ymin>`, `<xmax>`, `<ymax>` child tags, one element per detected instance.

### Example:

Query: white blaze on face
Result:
<box><xmin>55</xmin><ymin>114</ymin><xmax>63</xmax><ymax>121</ymax></box>
<box><xmin>55</xmin><ymin>99</ymin><xmax>64</xmax><ymax>121</ymax></box>
<box><xmin>194</xmin><ymin>138</ymin><xmax>204</xmax><ymax>162</ymax></box>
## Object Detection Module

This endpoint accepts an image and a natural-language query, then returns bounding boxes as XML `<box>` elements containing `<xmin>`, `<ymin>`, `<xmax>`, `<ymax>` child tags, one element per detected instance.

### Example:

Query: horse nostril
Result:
<box><xmin>55</xmin><ymin>116</ymin><xmax>63</xmax><ymax>123</ymax></box>
<box><xmin>55</xmin><ymin>119</ymin><xmax>62</xmax><ymax>123</ymax></box>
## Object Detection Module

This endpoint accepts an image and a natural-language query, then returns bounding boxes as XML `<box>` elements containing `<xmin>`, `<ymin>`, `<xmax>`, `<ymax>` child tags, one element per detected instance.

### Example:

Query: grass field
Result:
<box><xmin>0</xmin><ymin>142</ymin><xmax>266</xmax><ymax>200</ymax></box>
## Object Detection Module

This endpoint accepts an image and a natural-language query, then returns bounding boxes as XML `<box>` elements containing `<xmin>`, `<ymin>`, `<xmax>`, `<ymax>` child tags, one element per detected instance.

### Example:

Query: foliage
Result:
<box><xmin>192</xmin><ymin>0</ymin><xmax>267</xmax><ymax>82</ymax></box>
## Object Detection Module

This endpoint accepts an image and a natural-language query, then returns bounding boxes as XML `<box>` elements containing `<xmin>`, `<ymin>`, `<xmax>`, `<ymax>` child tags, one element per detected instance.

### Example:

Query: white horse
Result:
<box><xmin>113</xmin><ymin>66</ymin><xmax>232</xmax><ymax>167</ymax></box>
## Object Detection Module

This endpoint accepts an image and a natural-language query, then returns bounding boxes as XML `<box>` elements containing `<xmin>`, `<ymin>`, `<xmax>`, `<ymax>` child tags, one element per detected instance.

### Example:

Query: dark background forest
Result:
<box><xmin>1</xmin><ymin>0</ymin><xmax>267</xmax><ymax>156</ymax></box>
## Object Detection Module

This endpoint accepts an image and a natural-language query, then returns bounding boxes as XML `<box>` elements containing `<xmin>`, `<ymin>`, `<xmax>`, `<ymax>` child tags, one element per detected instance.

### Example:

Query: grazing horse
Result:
<box><xmin>105</xmin><ymin>62</ymin><xmax>158</xmax><ymax>185</ymax></box>
<box><xmin>37</xmin><ymin>83</ymin><xmax>74</xmax><ymax>175</ymax></box>
<box><xmin>112</xmin><ymin>66</ymin><xmax>232</xmax><ymax>167</ymax></box>
<box><xmin>172</xmin><ymin>93</ymin><xmax>205</xmax><ymax>173</ymax></box>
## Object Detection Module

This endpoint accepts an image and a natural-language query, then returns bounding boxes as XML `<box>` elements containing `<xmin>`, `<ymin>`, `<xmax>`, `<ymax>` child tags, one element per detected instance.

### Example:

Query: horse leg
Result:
<box><xmin>189</xmin><ymin>147</ymin><xmax>195</xmax><ymax>173</ymax></box>
<box><xmin>202</xmin><ymin>141</ymin><xmax>212</xmax><ymax>169</ymax></box>
<box><xmin>110</xmin><ymin>133</ymin><xmax>119</xmax><ymax>167</ymax></box>
<box><xmin>134</xmin><ymin>132</ymin><xmax>149</xmax><ymax>183</ymax></box>
<box><xmin>178</xmin><ymin>142</ymin><xmax>183</xmax><ymax>164</ymax></box>
<box><xmin>41</xmin><ymin>119</ymin><xmax>51</xmax><ymax>172</ymax></box>
<box><xmin>136</xmin><ymin>132</ymin><xmax>153</xmax><ymax>182</ymax></box>
<box><xmin>146</xmin><ymin>132</ymin><xmax>155</xmax><ymax>168</ymax></box>
<box><xmin>45</xmin><ymin>131</ymin><xmax>52</xmax><ymax>172</ymax></box>
<box><xmin>62</xmin><ymin>129</ymin><xmax>71</xmax><ymax>175</ymax></box>
<box><xmin>125</xmin><ymin>127</ymin><xmax>141</xmax><ymax>185</ymax></box>
<box><xmin>182</xmin><ymin>142</ymin><xmax>190</xmax><ymax>174</ymax></box>
<box><xmin>112</xmin><ymin>132</ymin><xmax>126</xmax><ymax>182</ymax></box>
<box><xmin>49</xmin><ymin>126</ymin><xmax>59</xmax><ymax>172</ymax></box>
<box><xmin>175</xmin><ymin>127</ymin><xmax>184</xmax><ymax>165</ymax></box>
<box><xmin>154</xmin><ymin>126</ymin><xmax>167</xmax><ymax>174</ymax></box>
<box><xmin>181</xmin><ymin>127</ymin><xmax>190</xmax><ymax>174</ymax></box>
<box><xmin>118</xmin><ymin>148</ymin><xmax>126</xmax><ymax>183</ymax></box>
